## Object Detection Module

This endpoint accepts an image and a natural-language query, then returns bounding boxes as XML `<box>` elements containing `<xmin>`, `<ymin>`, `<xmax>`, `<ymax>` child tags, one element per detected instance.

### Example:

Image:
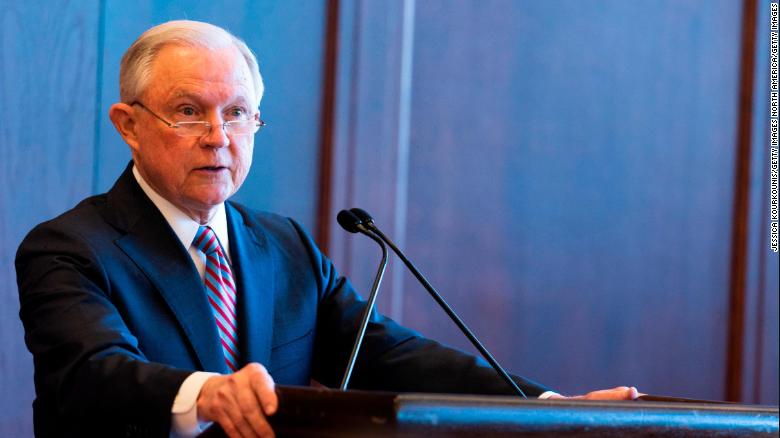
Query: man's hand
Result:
<box><xmin>549</xmin><ymin>386</ymin><xmax>641</xmax><ymax>400</ymax></box>
<box><xmin>197</xmin><ymin>363</ymin><xmax>278</xmax><ymax>438</ymax></box>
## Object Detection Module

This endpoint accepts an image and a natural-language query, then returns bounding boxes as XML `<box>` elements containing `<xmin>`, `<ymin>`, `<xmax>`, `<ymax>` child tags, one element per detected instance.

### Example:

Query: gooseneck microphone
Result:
<box><xmin>347</xmin><ymin>208</ymin><xmax>527</xmax><ymax>398</ymax></box>
<box><xmin>336</xmin><ymin>210</ymin><xmax>389</xmax><ymax>390</ymax></box>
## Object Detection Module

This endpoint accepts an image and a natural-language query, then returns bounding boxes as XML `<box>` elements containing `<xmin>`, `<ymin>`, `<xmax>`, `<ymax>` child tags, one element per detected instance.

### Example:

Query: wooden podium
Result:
<box><xmin>201</xmin><ymin>385</ymin><xmax>779</xmax><ymax>437</ymax></box>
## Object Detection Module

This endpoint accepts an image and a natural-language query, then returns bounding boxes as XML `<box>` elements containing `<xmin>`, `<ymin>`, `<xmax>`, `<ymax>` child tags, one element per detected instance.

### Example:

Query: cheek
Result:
<box><xmin>157</xmin><ymin>151</ymin><xmax>191</xmax><ymax>185</ymax></box>
<box><xmin>138</xmin><ymin>133</ymin><xmax>190</xmax><ymax>168</ymax></box>
<box><xmin>233</xmin><ymin>144</ymin><xmax>254</xmax><ymax>181</ymax></box>
<box><xmin>135</xmin><ymin>138</ymin><xmax>175</xmax><ymax>177</ymax></box>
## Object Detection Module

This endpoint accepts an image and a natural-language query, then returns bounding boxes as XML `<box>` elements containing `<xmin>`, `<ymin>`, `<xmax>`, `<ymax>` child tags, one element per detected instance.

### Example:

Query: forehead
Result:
<box><xmin>144</xmin><ymin>44</ymin><xmax>255</xmax><ymax>106</ymax></box>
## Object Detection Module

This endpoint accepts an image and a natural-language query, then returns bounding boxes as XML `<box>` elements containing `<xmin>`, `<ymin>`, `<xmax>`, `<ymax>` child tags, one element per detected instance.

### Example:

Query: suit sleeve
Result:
<box><xmin>16</xmin><ymin>223</ymin><xmax>193</xmax><ymax>437</ymax></box>
<box><xmin>286</xmin><ymin>219</ymin><xmax>551</xmax><ymax>397</ymax></box>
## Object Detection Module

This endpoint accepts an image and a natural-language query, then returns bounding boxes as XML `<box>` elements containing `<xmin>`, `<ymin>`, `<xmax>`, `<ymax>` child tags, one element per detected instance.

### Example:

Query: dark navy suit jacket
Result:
<box><xmin>16</xmin><ymin>164</ymin><xmax>548</xmax><ymax>437</ymax></box>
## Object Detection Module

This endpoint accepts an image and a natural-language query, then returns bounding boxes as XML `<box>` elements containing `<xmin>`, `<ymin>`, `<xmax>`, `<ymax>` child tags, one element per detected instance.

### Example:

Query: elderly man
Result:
<box><xmin>16</xmin><ymin>20</ymin><xmax>637</xmax><ymax>438</ymax></box>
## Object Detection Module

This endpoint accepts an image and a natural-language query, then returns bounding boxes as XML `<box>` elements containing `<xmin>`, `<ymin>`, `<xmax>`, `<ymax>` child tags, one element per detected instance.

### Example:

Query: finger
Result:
<box><xmin>247</xmin><ymin>363</ymin><xmax>278</xmax><ymax>416</ymax></box>
<box><xmin>554</xmin><ymin>386</ymin><xmax>641</xmax><ymax>401</ymax></box>
<box><xmin>613</xmin><ymin>386</ymin><xmax>639</xmax><ymax>400</ymax></box>
<box><xmin>213</xmin><ymin>406</ymin><xmax>244</xmax><ymax>438</ymax></box>
<box><xmin>236</xmin><ymin>380</ymin><xmax>274</xmax><ymax>438</ymax></box>
<box><xmin>585</xmin><ymin>386</ymin><xmax>633</xmax><ymax>400</ymax></box>
<box><xmin>218</xmin><ymin>378</ymin><xmax>260</xmax><ymax>438</ymax></box>
<box><xmin>223</xmin><ymin>399</ymin><xmax>259</xmax><ymax>438</ymax></box>
<box><xmin>598</xmin><ymin>388</ymin><xmax>629</xmax><ymax>400</ymax></box>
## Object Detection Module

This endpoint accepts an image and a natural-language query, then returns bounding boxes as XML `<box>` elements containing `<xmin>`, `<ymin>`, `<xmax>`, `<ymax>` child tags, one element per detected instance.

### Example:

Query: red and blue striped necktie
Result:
<box><xmin>193</xmin><ymin>225</ymin><xmax>239</xmax><ymax>372</ymax></box>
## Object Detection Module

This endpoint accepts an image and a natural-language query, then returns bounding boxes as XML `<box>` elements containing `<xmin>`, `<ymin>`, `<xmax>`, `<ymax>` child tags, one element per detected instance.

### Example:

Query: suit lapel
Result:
<box><xmin>106</xmin><ymin>164</ymin><xmax>229</xmax><ymax>374</ymax></box>
<box><xmin>226</xmin><ymin>204</ymin><xmax>275</xmax><ymax>368</ymax></box>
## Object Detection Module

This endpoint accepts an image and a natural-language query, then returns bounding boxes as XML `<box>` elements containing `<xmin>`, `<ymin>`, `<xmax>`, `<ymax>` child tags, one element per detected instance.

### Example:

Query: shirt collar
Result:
<box><xmin>132</xmin><ymin>164</ymin><xmax>230</xmax><ymax>259</ymax></box>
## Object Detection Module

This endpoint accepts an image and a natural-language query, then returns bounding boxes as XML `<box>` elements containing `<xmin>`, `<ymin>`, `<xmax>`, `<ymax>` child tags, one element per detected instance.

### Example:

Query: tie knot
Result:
<box><xmin>193</xmin><ymin>225</ymin><xmax>221</xmax><ymax>255</ymax></box>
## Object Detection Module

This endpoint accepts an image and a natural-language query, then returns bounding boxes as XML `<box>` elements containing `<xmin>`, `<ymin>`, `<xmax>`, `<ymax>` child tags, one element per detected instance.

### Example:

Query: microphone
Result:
<box><xmin>348</xmin><ymin>208</ymin><xmax>527</xmax><ymax>398</ymax></box>
<box><xmin>336</xmin><ymin>209</ymin><xmax>389</xmax><ymax>390</ymax></box>
<box><xmin>336</xmin><ymin>209</ymin><xmax>365</xmax><ymax>233</ymax></box>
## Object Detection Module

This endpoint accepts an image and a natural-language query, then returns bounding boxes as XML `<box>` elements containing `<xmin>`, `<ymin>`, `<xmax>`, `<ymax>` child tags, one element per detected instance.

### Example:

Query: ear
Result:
<box><xmin>109</xmin><ymin>103</ymin><xmax>141</xmax><ymax>153</ymax></box>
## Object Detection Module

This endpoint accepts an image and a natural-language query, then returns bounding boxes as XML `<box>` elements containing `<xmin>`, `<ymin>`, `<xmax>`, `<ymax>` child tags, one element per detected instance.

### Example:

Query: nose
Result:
<box><xmin>201</xmin><ymin>116</ymin><xmax>230</xmax><ymax>149</ymax></box>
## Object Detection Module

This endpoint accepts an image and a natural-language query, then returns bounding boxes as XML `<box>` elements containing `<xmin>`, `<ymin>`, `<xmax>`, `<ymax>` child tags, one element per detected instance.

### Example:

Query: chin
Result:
<box><xmin>203</xmin><ymin>183</ymin><xmax>234</xmax><ymax>199</ymax></box>
<box><xmin>186</xmin><ymin>192</ymin><xmax>232</xmax><ymax>209</ymax></box>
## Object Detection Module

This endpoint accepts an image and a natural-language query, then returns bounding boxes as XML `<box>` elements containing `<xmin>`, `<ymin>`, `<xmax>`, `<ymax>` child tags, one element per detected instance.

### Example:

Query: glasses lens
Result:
<box><xmin>174</xmin><ymin>122</ymin><xmax>211</xmax><ymax>137</ymax></box>
<box><xmin>171</xmin><ymin>120</ymin><xmax>264</xmax><ymax>137</ymax></box>
<box><xmin>226</xmin><ymin>120</ymin><xmax>262</xmax><ymax>136</ymax></box>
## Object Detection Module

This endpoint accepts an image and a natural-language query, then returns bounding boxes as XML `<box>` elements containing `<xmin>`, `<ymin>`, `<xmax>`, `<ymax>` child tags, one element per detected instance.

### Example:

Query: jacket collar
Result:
<box><xmin>225</xmin><ymin>203</ymin><xmax>275</xmax><ymax>367</ymax></box>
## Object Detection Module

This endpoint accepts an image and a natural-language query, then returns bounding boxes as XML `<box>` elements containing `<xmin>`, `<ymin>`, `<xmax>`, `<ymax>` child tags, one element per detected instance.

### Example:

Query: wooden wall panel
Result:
<box><xmin>324</xmin><ymin>0</ymin><xmax>775</xmax><ymax>402</ymax></box>
<box><xmin>742</xmin><ymin>0</ymin><xmax>779</xmax><ymax>405</ymax></box>
<box><xmin>402</xmin><ymin>0</ymin><xmax>742</xmax><ymax>399</ymax></box>
<box><xmin>325</xmin><ymin>0</ymin><xmax>414</xmax><ymax>315</ymax></box>
<box><xmin>0</xmin><ymin>2</ymin><xmax>101</xmax><ymax>435</ymax></box>
<box><xmin>756</xmin><ymin>263</ymin><xmax>779</xmax><ymax>404</ymax></box>
<box><xmin>96</xmin><ymin>0</ymin><xmax>327</xmax><ymax>231</ymax></box>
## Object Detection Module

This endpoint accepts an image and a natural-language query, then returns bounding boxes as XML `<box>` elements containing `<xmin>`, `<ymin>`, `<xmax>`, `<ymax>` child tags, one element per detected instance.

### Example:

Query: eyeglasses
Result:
<box><xmin>131</xmin><ymin>101</ymin><xmax>266</xmax><ymax>137</ymax></box>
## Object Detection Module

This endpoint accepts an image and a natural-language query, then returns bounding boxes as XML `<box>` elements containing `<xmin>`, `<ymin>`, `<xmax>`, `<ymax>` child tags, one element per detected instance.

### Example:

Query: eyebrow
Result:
<box><xmin>169</xmin><ymin>91</ymin><xmax>252</xmax><ymax>107</ymax></box>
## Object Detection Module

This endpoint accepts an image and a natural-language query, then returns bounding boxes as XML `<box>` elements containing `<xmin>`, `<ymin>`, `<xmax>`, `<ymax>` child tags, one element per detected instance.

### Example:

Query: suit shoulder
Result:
<box><xmin>227</xmin><ymin>202</ymin><xmax>310</xmax><ymax>239</ymax></box>
<box><xmin>18</xmin><ymin>193</ymin><xmax>112</xmax><ymax>251</ymax></box>
<box><xmin>226</xmin><ymin>201</ymin><xmax>326</xmax><ymax>268</ymax></box>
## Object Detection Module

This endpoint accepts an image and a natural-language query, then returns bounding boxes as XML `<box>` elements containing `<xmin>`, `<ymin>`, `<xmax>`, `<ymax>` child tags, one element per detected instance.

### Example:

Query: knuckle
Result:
<box><xmin>250</xmin><ymin>368</ymin><xmax>271</xmax><ymax>385</ymax></box>
<box><xmin>246</xmin><ymin>362</ymin><xmax>268</xmax><ymax>375</ymax></box>
<box><xmin>217</xmin><ymin>386</ymin><xmax>234</xmax><ymax>401</ymax></box>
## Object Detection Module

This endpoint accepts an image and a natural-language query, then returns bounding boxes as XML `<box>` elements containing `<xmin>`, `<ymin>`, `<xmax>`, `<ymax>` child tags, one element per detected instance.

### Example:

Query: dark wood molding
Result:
<box><xmin>315</xmin><ymin>0</ymin><xmax>341</xmax><ymax>251</ymax></box>
<box><xmin>203</xmin><ymin>385</ymin><xmax>780</xmax><ymax>437</ymax></box>
<box><xmin>725</xmin><ymin>0</ymin><xmax>758</xmax><ymax>403</ymax></box>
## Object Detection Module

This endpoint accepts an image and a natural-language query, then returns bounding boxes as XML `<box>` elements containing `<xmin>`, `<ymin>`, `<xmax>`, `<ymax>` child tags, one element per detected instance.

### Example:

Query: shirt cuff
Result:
<box><xmin>538</xmin><ymin>390</ymin><xmax>560</xmax><ymax>399</ymax></box>
<box><xmin>170</xmin><ymin>371</ymin><xmax>221</xmax><ymax>437</ymax></box>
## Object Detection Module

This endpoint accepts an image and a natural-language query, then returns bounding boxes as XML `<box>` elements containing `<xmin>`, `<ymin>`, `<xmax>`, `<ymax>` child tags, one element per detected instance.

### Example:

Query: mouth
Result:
<box><xmin>195</xmin><ymin>165</ymin><xmax>229</xmax><ymax>172</ymax></box>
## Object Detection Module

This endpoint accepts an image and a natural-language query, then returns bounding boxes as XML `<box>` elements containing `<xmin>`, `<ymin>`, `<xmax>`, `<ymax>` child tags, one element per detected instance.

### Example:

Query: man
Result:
<box><xmin>16</xmin><ymin>20</ymin><xmax>637</xmax><ymax>438</ymax></box>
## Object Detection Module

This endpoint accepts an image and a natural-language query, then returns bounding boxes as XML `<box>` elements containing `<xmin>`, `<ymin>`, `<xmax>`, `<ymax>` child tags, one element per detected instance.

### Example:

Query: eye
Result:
<box><xmin>226</xmin><ymin>107</ymin><xmax>248</xmax><ymax>120</ymax></box>
<box><xmin>175</xmin><ymin>105</ymin><xmax>199</xmax><ymax>120</ymax></box>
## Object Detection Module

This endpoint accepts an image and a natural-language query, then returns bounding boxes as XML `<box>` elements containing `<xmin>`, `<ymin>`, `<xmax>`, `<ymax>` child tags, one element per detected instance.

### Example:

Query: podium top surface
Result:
<box><xmin>203</xmin><ymin>385</ymin><xmax>779</xmax><ymax>437</ymax></box>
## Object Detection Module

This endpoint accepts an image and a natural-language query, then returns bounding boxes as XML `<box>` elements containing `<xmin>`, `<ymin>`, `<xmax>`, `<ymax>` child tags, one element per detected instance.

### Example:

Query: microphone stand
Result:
<box><xmin>340</xmin><ymin>227</ymin><xmax>388</xmax><ymax>390</ymax></box>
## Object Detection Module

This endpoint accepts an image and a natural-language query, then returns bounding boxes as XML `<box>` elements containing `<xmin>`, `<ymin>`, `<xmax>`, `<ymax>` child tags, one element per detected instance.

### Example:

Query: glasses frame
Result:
<box><xmin>130</xmin><ymin>101</ymin><xmax>266</xmax><ymax>137</ymax></box>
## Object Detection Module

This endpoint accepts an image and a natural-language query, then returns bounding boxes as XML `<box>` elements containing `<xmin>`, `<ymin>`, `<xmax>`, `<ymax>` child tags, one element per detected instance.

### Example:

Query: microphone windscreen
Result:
<box><xmin>337</xmin><ymin>210</ymin><xmax>362</xmax><ymax>233</ymax></box>
<box><xmin>349</xmin><ymin>208</ymin><xmax>373</xmax><ymax>224</ymax></box>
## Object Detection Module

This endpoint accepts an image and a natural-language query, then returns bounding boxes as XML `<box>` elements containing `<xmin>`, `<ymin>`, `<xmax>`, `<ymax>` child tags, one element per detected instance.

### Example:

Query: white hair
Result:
<box><xmin>119</xmin><ymin>20</ymin><xmax>264</xmax><ymax>106</ymax></box>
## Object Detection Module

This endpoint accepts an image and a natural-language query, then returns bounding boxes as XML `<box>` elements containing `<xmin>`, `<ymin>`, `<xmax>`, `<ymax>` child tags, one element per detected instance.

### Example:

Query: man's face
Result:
<box><xmin>131</xmin><ymin>44</ymin><xmax>258</xmax><ymax>219</ymax></box>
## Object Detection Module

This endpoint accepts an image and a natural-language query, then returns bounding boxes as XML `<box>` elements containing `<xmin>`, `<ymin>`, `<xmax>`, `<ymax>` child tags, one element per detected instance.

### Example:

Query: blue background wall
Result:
<box><xmin>1</xmin><ymin>1</ymin><xmax>777</xmax><ymax>435</ymax></box>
